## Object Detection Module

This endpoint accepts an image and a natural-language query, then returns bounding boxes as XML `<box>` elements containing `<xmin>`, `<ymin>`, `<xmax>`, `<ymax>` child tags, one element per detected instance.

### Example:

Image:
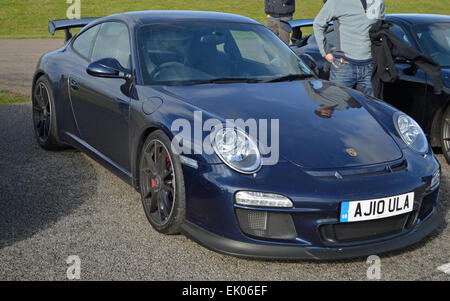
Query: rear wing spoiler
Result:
<box><xmin>48</xmin><ymin>18</ymin><xmax>98</xmax><ymax>42</ymax></box>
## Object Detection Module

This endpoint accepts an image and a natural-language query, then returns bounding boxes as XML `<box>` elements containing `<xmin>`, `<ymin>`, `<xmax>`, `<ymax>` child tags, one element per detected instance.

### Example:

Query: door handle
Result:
<box><xmin>70</xmin><ymin>79</ymin><xmax>79</xmax><ymax>90</ymax></box>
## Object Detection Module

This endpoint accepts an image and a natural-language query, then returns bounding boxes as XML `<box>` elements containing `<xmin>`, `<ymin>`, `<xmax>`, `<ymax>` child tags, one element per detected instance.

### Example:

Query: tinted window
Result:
<box><xmin>231</xmin><ymin>30</ymin><xmax>271</xmax><ymax>64</ymax></box>
<box><xmin>72</xmin><ymin>25</ymin><xmax>100</xmax><ymax>59</ymax></box>
<box><xmin>91</xmin><ymin>22</ymin><xmax>131</xmax><ymax>69</ymax></box>
<box><xmin>414</xmin><ymin>22</ymin><xmax>450</xmax><ymax>67</ymax></box>
<box><xmin>137</xmin><ymin>22</ymin><xmax>308</xmax><ymax>85</ymax></box>
<box><xmin>390</xmin><ymin>24</ymin><xmax>411</xmax><ymax>46</ymax></box>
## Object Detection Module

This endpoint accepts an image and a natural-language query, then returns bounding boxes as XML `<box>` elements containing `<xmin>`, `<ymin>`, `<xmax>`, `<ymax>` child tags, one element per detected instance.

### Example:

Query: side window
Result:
<box><xmin>91</xmin><ymin>22</ymin><xmax>131</xmax><ymax>69</ymax></box>
<box><xmin>231</xmin><ymin>30</ymin><xmax>270</xmax><ymax>64</ymax></box>
<box><xmin>72</xmin><ymin>25</ymin><xmax>100</xmax><ymax>59</ymax></box>
<box><xmin>390</xmin><ymin>24</ymin><xmax>411</xmax><ymax>46</ymax></box>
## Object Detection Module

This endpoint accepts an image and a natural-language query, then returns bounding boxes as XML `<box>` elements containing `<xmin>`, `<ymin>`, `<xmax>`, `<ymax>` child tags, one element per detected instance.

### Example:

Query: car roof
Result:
<box><xmin>386</xmin><ymin>14</ymin><xmax>450</xmax><ymax>25</ymax></box>
<box><xmin>99</xmin><ymin>10</ymin><xmax>260</xmax><ymax>26</ymax></box>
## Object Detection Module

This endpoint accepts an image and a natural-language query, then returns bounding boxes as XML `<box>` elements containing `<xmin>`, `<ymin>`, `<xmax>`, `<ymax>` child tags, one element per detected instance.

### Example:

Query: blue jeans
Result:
<box><xmin>329</xmin><ymin>58</ymin><xmax>374</xmax><ymax>96</ymax></box>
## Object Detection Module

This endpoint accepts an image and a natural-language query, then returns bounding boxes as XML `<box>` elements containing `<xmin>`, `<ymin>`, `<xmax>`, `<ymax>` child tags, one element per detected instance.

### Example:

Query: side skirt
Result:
<box><xmin>63</xmin><ymin>131</ymin><xmax>133</xmax><ymax>185</ymax></box>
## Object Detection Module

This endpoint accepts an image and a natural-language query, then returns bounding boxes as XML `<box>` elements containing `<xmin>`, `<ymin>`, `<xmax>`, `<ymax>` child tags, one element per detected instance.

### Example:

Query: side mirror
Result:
<box><xmin>395</xmin><ymin>57</ymin><xmax>418</xmax><ymax>76</ymax></box>
<box><xmin>87</xmin><ymin>58</ymin><xmax>131</xmax><ymax>80</ymax></box>
<box><xmin>403</xmin><ymin>64</ymin><xmax>418</xmax><ymax>76</ymax></box>
<box><xmin>394</xmin><ymin>57</ymin><xmax>411</xmax><ymax>64</ymax></box>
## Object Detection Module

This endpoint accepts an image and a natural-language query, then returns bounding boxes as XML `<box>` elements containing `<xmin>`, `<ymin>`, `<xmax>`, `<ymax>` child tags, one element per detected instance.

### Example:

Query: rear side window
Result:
<box><xmin>231</xmin><ymin>30</ymin><xmax>271</xmax><ymax>64</ymax></box>
<box><xmin>91</xmin><ymin>22</ymin><xmax>131</xmax><ymax>70</ymax></box>
<box><xmin>72</xmin><ymin>25</ymin><xmax>100</xmax><ymax>59</ymax></box>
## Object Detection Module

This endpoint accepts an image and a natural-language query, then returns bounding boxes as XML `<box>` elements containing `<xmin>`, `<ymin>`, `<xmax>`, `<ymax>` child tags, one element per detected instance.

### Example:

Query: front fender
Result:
<box><xmin>129</xmin><ymin>92</ymin><xmax>225</xmax><ymax>190</ymax></box>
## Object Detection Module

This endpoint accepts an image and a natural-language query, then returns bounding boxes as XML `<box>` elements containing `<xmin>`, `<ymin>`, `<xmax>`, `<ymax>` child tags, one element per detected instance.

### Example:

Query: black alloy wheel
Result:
<box><xmin>139</xmin><ymin>130</ymin><xmax>186</xmax><ymax>234</ymax></box>
<box><xmin>32</xmin><ymin>76</ymin><xmax>62</xmax><ymax>150</ymax></box>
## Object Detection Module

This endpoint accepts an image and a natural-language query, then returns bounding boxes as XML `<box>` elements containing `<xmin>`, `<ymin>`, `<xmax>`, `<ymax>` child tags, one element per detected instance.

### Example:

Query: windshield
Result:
<box><xmin>137</xmin><ymin>22</ymin><xmax>311</xmax><ymax>85</ymax></box>
<box><xmin>413</xmin><ymin>22</ymin><xmax>450</xmax><ymax>67</ymax></box>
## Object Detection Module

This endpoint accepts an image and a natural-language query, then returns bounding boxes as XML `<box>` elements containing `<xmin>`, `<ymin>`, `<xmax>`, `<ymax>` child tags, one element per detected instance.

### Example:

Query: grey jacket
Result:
<box><xmin>313</xmin><ymin>0</ymin><xmax>385</xmax><ymax>62</ymax></box>
<box><xmin>265</xmin><ymin>0</ymin><xmax>295</xmax><ymax>18</ymax></box>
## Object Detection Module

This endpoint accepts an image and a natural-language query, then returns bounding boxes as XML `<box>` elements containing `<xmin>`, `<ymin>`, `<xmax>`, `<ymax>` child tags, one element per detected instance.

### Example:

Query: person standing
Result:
<box><xmin>265</xmin><ymin>0</ymin><xmax>296</xmax><ymax>45</ymax></box>
<box><xmin>313</xmin><ymin>0</ymin><xmax>385</xmax><ymax>96</ymax></box>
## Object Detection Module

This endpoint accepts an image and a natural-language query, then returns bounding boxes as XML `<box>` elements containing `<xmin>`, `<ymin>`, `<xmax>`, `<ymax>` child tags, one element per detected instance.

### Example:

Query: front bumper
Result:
<box><xmin>181</xmin><ymin>209</ymin><xmax>443</xmax><ymax>260</ymax></box>
<box><xmin>181</xmin><ymin>150</ymin><xmax>442</xmax><ymax>260</ymax></box>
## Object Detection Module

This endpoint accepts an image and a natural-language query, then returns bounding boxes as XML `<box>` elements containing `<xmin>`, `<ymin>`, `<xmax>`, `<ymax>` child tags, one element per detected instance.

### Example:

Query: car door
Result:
<box><xmin>382</xmin><ymin>22</ymin><xmax>428</xmax><ymax>126</ymax></box>
<box><xmin>413</xmin><ymin>23</ymin><xmax>450</xmax><ymax>136</ymax></box>
<box><xmin>68</xmin><ymin>21</ymin><xmax>132</xmax><ymax>172</ymax></box>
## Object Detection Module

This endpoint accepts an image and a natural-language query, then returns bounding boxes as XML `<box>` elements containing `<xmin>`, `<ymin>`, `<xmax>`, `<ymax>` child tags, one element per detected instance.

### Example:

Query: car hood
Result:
<box><xmin>162</xmin><ymin>80</ymin><xmax>403</xmax><ymax>169</ymax></box>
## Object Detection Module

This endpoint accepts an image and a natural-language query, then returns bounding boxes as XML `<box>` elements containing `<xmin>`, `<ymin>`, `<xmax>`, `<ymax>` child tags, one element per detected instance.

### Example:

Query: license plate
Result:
<box><xmin>340</xmin><ymin>192</ymin><xmax>414</xmax><ymax>223</ymax></box>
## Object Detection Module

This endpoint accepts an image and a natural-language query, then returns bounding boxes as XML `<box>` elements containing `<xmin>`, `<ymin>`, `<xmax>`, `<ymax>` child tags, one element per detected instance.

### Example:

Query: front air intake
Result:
<box><xmin>235</xmin><ymin>208</ymin><xmax>297</xmax><ymax>241</ymax></box>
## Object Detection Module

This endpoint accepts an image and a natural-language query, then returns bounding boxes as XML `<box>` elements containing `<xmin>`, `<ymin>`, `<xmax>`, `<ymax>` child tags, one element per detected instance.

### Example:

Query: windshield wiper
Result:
<box><xmin>167</xmin><ymin>74</ymin><xmax>314</xmax><ymax>86</ymax></box>
<box><xmin>185</xmin><ymin>77</ymin><xmax>264</xmax><ymax>85</ymax></box>
<box><xmin>263</xmin><ymin>73</ymin><xmax>315</xmax><ymax>83</ymax></box>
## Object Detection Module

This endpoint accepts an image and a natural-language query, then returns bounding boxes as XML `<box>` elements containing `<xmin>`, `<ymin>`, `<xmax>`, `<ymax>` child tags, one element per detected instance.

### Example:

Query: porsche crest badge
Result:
<box><xmin>346</xmin><ymin>148</ymin><xmax>358</xmax><ymax>157</ymax></box>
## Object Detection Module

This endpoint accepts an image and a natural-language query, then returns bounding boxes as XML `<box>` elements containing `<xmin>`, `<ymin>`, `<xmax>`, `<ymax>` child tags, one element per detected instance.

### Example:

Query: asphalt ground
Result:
<box><xmin>0</xmin><ymin>40</ymin><xmax>449</xmax><ymax>280</ymax></box>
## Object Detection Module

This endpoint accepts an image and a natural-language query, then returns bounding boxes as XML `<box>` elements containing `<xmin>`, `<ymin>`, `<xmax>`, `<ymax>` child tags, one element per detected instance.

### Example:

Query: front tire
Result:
<box><xmin>139</xmin><ymin>130</ymin><xmax>186</xmax><ymax>234</ymax></box>
<box><xmin>441</xmin><ymin>107</ymin><xmax>450</xmax><ymax>164</ymax></box>
<box><xmin>32</xmin><ymin>76</ymin><xmax>63</xmax><ymax>150</ymax></box>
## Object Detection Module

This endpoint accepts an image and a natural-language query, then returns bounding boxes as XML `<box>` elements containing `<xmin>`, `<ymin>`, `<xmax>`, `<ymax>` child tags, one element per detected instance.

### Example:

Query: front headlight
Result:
<box><xmin>211</xmin><ymin>127</ymin><xmax>261</xmax><ymax>174</ymax></box>
<box><xmin>235</xmin><ymin>191</ymin><xmax>293</xmax><ymax>208</ymax></box>
<box><xmin>394</xmin><ymin>113</ymin><xmax>428</xmax><ymax>153</ymax></box>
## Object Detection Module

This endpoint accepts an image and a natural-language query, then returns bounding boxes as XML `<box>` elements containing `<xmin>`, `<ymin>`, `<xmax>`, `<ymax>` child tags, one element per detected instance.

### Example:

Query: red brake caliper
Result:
<box><xmin>151</xmin><ymin>152</ymin><xmax>166</xmax><ymax>188</ymax></box>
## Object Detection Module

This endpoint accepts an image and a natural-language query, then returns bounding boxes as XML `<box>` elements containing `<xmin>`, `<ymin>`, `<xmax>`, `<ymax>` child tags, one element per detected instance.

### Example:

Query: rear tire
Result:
<box><xmin>441</xmin><ymin>107</ymin><xmax>450</xmax><ymax>164</ymax></box>
<box><xmin>139</xmin><ymin>130</ymin><xmax>186</xmax><ymax>234</ymax></box>
<box><xmin>32</xmin><ymin>76</ymin><xmax>63</xmax><ymax>150</ymax></box>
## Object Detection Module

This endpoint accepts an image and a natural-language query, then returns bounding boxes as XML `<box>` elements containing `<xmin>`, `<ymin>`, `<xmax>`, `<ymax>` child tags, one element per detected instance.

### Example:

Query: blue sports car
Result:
<box><xmin>34</xmin><ymin>11</ymin><xmax>442</xmax><ymax>259</ymax></box>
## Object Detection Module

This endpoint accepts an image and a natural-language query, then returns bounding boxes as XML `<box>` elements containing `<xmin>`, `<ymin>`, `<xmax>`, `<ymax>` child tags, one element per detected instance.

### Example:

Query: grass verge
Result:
<box><xmin>0</xmin><ymin>0</ymin><xmax>449</xmax><ymax>39</ymax></box>
<box><xmin>0</xmin><ymin>91</ymin><xmax>29</xmax><ymax>105</ymax></box>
